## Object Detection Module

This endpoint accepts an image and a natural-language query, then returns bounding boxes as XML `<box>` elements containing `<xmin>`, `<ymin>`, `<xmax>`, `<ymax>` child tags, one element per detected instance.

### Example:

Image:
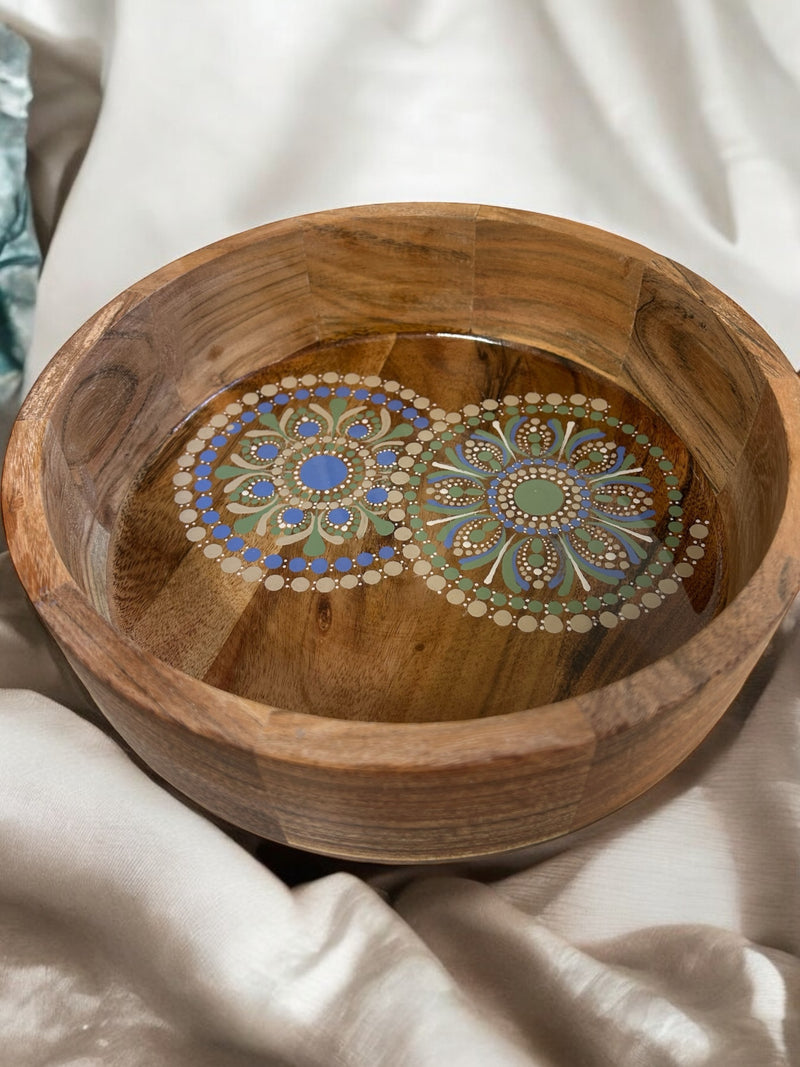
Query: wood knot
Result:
<box><xmin>316</xmin><ymin>595</ymin><xmax>333</xmax><ymax>633</ymax></box>
<box><xmin>4</xmin><ymin>491</ymin><xmax>24</xmax><ymax>514</ymax></box>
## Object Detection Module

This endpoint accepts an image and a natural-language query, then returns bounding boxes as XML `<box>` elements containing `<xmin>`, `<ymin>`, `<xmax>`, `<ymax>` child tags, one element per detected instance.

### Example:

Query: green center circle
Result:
<box><xmin>513</xmin><ymin>477</ymin><xmax>565</xmax><ymax>517</ymax></box>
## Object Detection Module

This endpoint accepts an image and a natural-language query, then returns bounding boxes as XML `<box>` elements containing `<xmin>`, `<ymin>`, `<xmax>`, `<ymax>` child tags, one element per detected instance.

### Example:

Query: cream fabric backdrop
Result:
<box><xmin>0</xmin><ymin>2</ymin><xmax>798</xmax><ymax>1064</ymax></box>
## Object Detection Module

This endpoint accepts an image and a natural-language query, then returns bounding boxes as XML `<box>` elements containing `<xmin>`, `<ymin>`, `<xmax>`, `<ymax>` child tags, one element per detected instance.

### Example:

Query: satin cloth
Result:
<box><xmin>0</xmin><ymin>23</ymin><xmax>38</xmax><ymax>389</ymax></box>
<box><xmin>0</xmin><ymin>2</ymin><xmax>799</xmax><ymax>1063</ymax></box>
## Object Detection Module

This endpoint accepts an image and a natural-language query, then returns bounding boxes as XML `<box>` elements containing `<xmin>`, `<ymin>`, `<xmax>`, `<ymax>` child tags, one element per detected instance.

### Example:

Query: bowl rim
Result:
<box><xmin>4</xmin><ymin>202</ymin><xmax>800</xmax><ymax>773</ymax></box>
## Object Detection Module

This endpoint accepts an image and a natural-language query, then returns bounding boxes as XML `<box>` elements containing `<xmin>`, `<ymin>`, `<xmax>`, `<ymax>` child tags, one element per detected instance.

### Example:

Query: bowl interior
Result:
<box><xmin>36</xmin><ymin>206</ymin><xmax>789</xmax><ymax>723</ymax></box>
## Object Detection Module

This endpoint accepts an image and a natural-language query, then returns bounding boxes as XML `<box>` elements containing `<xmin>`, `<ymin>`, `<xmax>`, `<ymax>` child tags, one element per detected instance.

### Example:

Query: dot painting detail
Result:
<box><xmin>174</xmin><ymin>374</ymin><xmax>707</xmax><ymax>631</ymax></box>
<box><xmin>406</xmin><ymin>393</ymin><xmax>708</xmax><ymax>631</ymax></box>
<box><xmin>174</xmin><ymin>373</ymin><xmax>425</xmax><ymax>593</ymax></box>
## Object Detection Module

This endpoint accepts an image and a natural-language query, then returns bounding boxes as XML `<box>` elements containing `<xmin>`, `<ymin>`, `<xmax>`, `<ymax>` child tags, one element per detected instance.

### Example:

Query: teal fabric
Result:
<box><xmin>0</xmin><ymin>24</ymin><xmax>39</xmax><ymax>391</ymax></box>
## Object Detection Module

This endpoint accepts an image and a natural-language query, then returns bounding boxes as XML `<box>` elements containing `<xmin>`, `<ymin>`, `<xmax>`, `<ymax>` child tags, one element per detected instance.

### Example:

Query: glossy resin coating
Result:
<box><xmin>112</xmin><ymin>334</ymin><xmax>725</xmax><ymax>723</ymax></box>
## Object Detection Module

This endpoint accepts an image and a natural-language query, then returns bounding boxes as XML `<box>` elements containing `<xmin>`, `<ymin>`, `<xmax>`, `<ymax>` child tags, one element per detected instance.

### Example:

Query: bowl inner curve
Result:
<box><xmin>35</xmin><ymin>208</ymin><xmax>789</xmax><ymax>724</ymax></box>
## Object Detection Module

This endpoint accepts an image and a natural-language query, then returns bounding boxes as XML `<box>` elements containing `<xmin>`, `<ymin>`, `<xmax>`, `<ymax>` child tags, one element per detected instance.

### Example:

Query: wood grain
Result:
<box><xmin>110</xmin><ymin>333</ymin><xmax>726</xmax><ymax>722</ymax></box>
<box><xmin>3</xmin><ymin>203</ymin><xmax>799</xmax><ymax>861</ymax></box>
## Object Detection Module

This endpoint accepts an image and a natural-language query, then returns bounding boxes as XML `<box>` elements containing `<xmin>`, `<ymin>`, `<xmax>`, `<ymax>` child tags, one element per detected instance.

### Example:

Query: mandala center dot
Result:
<box><xmin>299</xmin><ymin>454</ymin><xmax>349</xmax><ymax>491</ymax></box>
<box><xmin>513</xmin><ymin>477</ymin><xmax>565</xmax><ymax>517</ymax></box>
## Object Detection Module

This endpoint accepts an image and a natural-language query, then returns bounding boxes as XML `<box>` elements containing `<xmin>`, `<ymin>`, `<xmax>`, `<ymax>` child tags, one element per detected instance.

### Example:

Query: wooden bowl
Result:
<box><xmin>4</xmin><ymin>204</ymin><xmax>800</xmax><ymax>862</ymax></box>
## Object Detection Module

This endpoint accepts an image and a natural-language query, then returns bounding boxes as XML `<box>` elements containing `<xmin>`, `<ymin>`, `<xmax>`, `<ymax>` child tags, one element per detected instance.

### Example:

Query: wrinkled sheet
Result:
<box><xmin>0</xmin><ymin>2</ymin><xmax>799</xmax><ymax>1064</ymax></box>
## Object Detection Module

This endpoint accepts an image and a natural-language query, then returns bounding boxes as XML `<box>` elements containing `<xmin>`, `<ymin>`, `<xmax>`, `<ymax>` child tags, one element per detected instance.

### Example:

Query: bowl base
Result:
<box><xmin>109</xmin><ymin>331</ymin><xmax>726</xmax><ymax>723</ymax></box>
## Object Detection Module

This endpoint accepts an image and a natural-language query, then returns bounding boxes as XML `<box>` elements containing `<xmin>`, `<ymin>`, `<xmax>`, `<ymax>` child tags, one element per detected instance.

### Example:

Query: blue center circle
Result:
<box><xmin>299</xmin><ymin>453</ymin><xmax>349</xmax><ymax>491</ymax></box>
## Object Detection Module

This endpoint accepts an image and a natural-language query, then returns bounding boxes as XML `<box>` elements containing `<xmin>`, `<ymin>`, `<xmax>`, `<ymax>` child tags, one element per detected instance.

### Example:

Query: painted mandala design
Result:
<box><xmin>401</xmin><ymin>392</ymin><xmax>701</xmax><ymax>631</ymax></box>
<box><xmin>218</xmin><ymin>393</ymin><xmax>414</xmax><ymax>553</ymax></box>
<box><xmin>173</xmin><ymin>373</ymin><xmax>429</xmax><ymax>592</ymax></box>
<box><xmin>174</xmin><ymin>376</ymin><xmax>710</xmax><ymax>629</ymax></box>
<box><xmin>421</xmin><ymin>414</ymin><xmax>655</xmax><ymax>598</ymax></box>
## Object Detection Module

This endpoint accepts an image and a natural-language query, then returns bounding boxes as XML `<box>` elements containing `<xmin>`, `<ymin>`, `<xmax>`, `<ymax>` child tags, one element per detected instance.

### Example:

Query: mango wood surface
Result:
<box><xmin>4</xmin><ymin>204</ymin><xmax>800</xmax><ymax>861</ymax></box>
<box><xmin>110</xmin><ymin>333</ymin><xmax>725</xmax><ymax>722</ymax></box>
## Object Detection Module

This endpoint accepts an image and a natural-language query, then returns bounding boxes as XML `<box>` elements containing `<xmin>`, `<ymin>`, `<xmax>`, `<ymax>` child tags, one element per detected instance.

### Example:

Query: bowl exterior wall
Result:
<box><xmin>44</xmin><ymin>585</ymin><xmax>783</xmax><ymax>862</ymax></box>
